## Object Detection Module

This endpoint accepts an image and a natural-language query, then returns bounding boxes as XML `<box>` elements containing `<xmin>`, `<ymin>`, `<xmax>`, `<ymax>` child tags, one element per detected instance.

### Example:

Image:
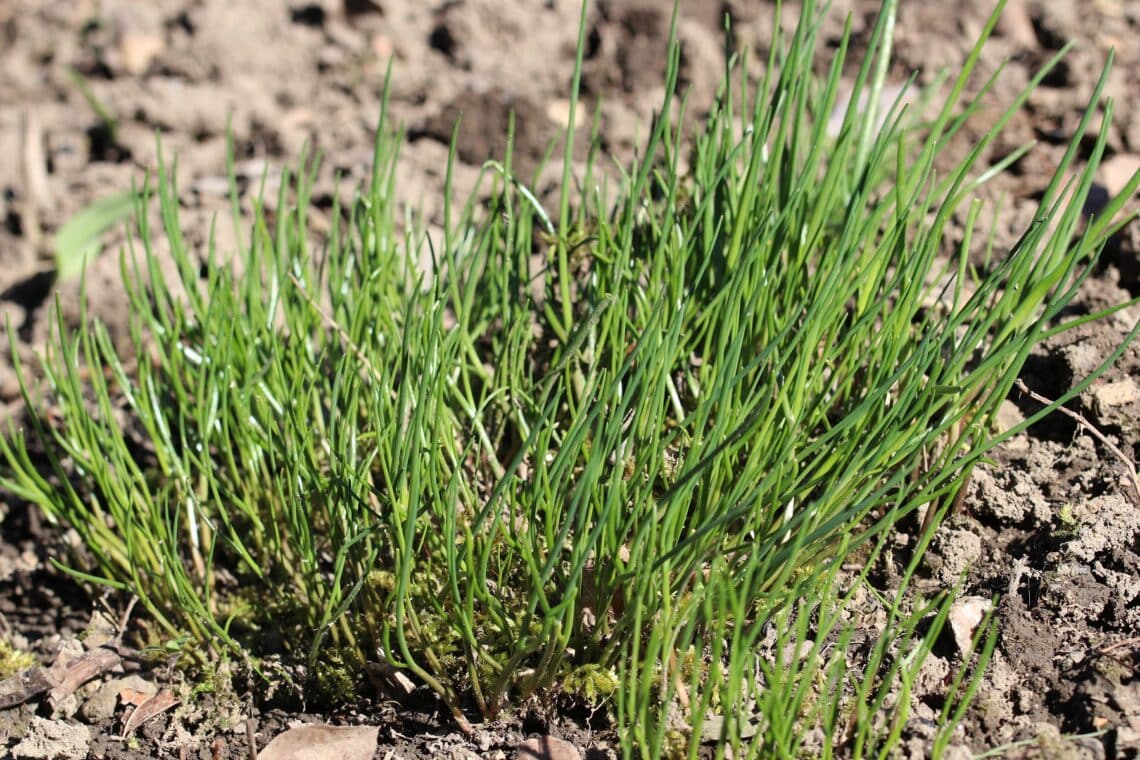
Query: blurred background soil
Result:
<box><xmin>1</xmin><ymin>1</ymin><xmax>1139</xmax><ymax>757</ymax></box>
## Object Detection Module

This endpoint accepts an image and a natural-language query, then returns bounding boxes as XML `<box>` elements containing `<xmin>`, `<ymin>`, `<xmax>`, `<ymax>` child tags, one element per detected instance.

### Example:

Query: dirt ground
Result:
<box><xmin>1</xmin><ymin>0</ymin><xmax>1139</xmax><ymax>758</ymax></box>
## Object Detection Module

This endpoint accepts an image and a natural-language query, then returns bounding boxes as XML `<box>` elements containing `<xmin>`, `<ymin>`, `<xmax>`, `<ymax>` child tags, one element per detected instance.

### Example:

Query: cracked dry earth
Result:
<box><xmin>1</xmin><ymin>0</ymin><xmax>1140</xmax><ymax>758</ymax></box>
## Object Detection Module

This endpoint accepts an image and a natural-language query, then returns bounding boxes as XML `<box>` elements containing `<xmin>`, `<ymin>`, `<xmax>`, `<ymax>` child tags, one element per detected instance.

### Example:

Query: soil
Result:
<box><xmin>1</xmin><ymin>0</ymin><xmax>1139</xmax><ymax>758</ymax></box>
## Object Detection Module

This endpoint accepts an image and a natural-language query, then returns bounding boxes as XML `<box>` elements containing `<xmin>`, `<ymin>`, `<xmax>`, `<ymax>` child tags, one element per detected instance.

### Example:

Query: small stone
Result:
<box><xmin>516</xmin><ymin>735</ymin><xmax>581</xmax><ymax>760</ymax></box>
<box><xmin>371</xmin><ymin>34</ymin><xmax>395</xmax><ymax>59</ymax></box>
<box><xmin>80</xmin><ymin>675</ymin><xmax>157</xmax><ymax>723</ymax></box>
<box><xmin>258</xmin><ymin>724</ymin><xmax>379</xmax><ymax>760</ymax></box>
<box><xmin>118</xmin><ymin>32</ymin><xmax>165</xmax><ymax>75</ymax></box>
<box><xmin>948</xmin><ymin>596</ymin><xmax>993</xmax><ymax>655</ymax></box>
<box><xmin>1099</xmin><ymin>153</ymin><xmax>1140</xmax><ymax>198</ymax></box>
<box><xmin>545</xmin><ymin>98</ymin><xmax>585</xmax><ymax>131</ymax></box>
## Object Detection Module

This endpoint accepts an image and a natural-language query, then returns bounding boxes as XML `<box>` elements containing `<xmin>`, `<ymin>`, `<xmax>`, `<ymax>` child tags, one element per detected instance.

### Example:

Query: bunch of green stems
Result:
<box><xmin>3</xmin><ymin>0</ymin><xmax>1138</xmax><ymax>756</ymax></box>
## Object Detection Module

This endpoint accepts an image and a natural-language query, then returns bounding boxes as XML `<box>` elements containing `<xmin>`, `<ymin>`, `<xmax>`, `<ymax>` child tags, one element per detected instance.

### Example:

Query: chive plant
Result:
<box><xmin>3</xmin><ymin>0</ymin><xmax>1138</xmax><ymax>757</ymax></box>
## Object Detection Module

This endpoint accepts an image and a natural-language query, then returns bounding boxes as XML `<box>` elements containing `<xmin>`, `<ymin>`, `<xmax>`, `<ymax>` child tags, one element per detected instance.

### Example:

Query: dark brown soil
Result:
<box><xmin>1</xmin><ymin>0</ymin><xmax>1139</xmax><ymax>757</ymax></box>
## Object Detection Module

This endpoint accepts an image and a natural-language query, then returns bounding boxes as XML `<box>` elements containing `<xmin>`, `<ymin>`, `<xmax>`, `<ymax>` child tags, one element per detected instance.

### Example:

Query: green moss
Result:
<box><xmin>312</xmin><ymin>646</ymin><xmax>366</xmax><ymax>704</ymax></box>
<box><xmin>1054</xmin><ymin>503</ymin><xmax>1081</xmax><ymax>540</ymax></box>
<box><xmin>368</xmin><ymin>569</ymin><xmax>396</xmax><ymax>594</ymax></box>
<box><xmin>662</xmin><ymin>728</ymin><xmax>688</xmax><ymax>760</ymax></box>
<box><xmin>0</xmin><ymin>638</ymin><xmax>35</xmax><ymax>678</ymax></box>
<box><xmin>190</xmin><ymin>656</ymin><xmax>236</xmax><ymax>699</ymax></box>
<box><xmin>562</xmin><ymin>663</ymin><xmax>619</xmax><ymax>703</ymax></box>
